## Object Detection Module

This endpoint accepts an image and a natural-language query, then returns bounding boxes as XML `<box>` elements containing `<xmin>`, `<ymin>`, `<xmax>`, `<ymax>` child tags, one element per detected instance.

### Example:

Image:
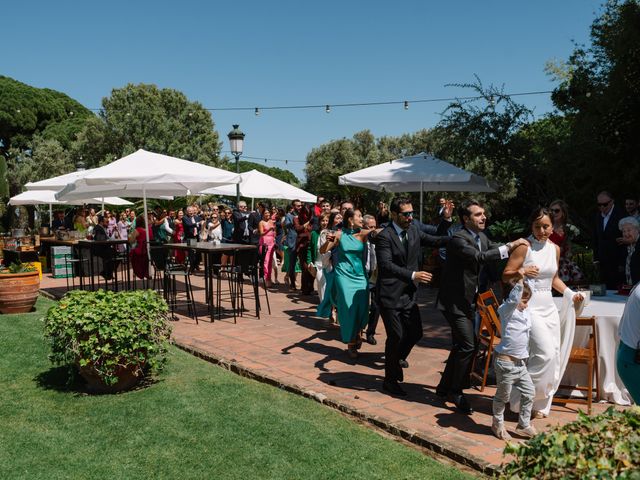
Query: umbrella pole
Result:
<box><xmin>251</xmin><ymin>197</ymin><xmax>254</xmax><ymax>210</ymax></box>
<box><xmin>49</xmin><ymin>203</ymin><xmax>52</xmax><ymax>228</ymax></box>
<box><xmin>101</xmin><ymin>198</ymin><xmax>105</xmax><ymax>213</ymax></box>
<box><xmin>419</xmin><ymin>181</ymin><xmax>423</xmax><ymax>223</ymax></box>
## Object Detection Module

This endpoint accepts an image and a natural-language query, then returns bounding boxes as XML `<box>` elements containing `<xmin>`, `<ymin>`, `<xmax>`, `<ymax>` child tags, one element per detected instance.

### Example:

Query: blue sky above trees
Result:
<box><xmin>3</xmin><ymin>0</ymin><xmax>601</xmax><ymax>179</ymax></box>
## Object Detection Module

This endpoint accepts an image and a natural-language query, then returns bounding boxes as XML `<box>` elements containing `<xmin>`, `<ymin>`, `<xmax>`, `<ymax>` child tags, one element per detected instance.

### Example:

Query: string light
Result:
<box><xmin>79</xmin><ymin>89</ymin><xmax>553</xmax><ymax>114</ymax></box>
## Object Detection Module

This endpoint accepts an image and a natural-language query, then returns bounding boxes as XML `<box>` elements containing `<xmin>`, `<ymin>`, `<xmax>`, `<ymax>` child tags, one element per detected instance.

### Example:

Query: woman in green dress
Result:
<box><xmin>320</xmin><ymin>208</ymin><xmax>371</xmax><ymax>358</ymax></box>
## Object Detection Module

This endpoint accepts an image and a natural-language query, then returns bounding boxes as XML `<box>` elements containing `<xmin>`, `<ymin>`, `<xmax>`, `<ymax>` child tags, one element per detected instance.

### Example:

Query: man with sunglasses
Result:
<box><xmin>374</xmin><ymin>197</ymin><xmax>451</xmax><ymax>397</ymax></box>
<box><xmin>594</xmin><ymin>191</ymin><xmax>626</xmax><ymax>289</ymax></box>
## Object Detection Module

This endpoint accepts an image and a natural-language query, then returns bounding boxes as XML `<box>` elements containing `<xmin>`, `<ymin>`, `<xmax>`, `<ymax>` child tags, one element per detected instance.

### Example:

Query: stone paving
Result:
<box><xmin>39</xmin><ymin>270</ymin><xmax>618</xmax><ymax>475</ymax></box>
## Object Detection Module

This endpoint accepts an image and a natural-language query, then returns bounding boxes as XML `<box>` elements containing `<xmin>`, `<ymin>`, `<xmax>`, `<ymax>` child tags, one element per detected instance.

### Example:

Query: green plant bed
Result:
<box><xmin>44</xmin><ymin>289</ymin><xmax>172</xmax><ymax>393</ymax></box>
<box><xmin>0</xmin><ymin>297</ymin><xmax>472</xmax><ymax>479</ymax></box>
<box><xmin>500</xmin><ymin>407</ymin><xmax>640</xmax><ymax>479</ymax></box>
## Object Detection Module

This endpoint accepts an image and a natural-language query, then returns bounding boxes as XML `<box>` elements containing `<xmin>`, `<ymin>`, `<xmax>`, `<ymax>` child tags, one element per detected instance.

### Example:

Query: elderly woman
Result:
<box><xmin>618</xmin><ymin>216</ymin><xmax>640</xmax><ymax>286</ymax></box>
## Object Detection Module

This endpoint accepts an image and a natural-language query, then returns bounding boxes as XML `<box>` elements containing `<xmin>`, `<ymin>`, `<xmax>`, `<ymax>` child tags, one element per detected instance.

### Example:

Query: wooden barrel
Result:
<box><xmin>0</xmin><ymin>271</ymin><xmax>40</xmax><ymax>314</ymax></box>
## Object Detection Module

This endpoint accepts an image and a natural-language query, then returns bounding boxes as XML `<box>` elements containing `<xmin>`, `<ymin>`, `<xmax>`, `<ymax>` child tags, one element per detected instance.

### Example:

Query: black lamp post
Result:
<box><xmin>227</xmin><ymin>124</ymin><xmax>245</xmax><ymax>205</ymax></box>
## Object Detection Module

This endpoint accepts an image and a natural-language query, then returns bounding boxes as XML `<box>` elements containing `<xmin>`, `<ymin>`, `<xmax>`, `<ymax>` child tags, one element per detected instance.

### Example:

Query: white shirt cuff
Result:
<box><xmin>411</xmin><ymin>271</ymin><xmax>416</xmax><ymax>281</ymax></box>
<box><xmin>499</xmin><ymin>245</ymin><xmax>509</xmax><ymax>259</ymax></box>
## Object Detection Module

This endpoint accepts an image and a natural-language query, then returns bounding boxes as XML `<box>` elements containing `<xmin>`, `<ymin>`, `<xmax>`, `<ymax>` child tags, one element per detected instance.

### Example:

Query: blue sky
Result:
<box><xmin>3</xmin><ymin>0</ymin><xmax>602</xmax><ymax>180</ymax></box>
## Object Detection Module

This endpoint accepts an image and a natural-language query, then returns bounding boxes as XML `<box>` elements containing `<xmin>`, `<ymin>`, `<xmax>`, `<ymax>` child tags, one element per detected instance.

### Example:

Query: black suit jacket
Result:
<box><xmin>436</xmin><ymin>228</ymin><xmax>505</xmax><ymax>318</ymax></box>
<box><xmin>375</xmin><ymin>223</ymin><xmax>449</xmax><ymax>310</ymax></box>
<box><xmin>183</xmin><ymin>215</ymin><xmax>200</xmax><ymax>240</ymax></box>
<box><xmin>593</xmin><ymin>205</ymin><xmax>626</xmax><ymax>266</ymax></box>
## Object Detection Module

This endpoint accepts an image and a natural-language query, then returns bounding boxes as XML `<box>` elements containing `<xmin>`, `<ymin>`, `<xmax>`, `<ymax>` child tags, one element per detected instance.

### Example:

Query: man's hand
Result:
<box><xmin>508</xmin><ymin>238</ymin><xmax>529</xmax><ymax>252</ymax></box>
<box><xmin>414</xmin><ymin>271</ymin><xmax>433</xmax><ymax>284</ymax></box>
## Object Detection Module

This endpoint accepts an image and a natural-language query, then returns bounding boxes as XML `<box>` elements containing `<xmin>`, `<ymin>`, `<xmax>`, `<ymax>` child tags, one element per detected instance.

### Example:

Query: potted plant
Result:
<box><xmin>44</xmin><ymin>289</ymin><xmax>172</xmax><ymax>393</ymax></box>
<box><xmin>0</xmin><ymin>261</ymin><xmax>40</xmax><ymax>314</ymax></box>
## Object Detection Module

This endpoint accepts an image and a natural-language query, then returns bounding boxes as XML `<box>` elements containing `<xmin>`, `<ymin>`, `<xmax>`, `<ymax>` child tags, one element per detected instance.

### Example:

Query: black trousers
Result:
<box><xmin>297</xmin><ymin>246</ymin><xmax>314</xmax><ymax>294</ymax></box>
<box><xmin>366</xmin><ymin>287</ymin><xmax>380</xmax><ymax>336</ymax></box>
<box><xmin>437</xmin><ymin>310</ymin><xmax>476</xmax><ymax>394</ymax></box>
<box><xmin>380</xmin><ymin>304</ymin><xmax>423</xmax><ymax>382</ymax></box>
<box><xmin>287</xmin><ymin>247</ymin><xmax>297</xmax><ymax>288</ymax></box>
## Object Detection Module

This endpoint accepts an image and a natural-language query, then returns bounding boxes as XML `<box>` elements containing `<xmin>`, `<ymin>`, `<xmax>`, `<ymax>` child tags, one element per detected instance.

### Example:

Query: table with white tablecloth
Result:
<box><xmin>553</xmin><ymin>291</ymin><xmax>632</xmax><ymax>405</ymax></box>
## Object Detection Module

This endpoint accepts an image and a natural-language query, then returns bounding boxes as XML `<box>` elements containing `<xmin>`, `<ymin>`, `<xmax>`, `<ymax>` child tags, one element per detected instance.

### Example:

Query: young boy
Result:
<box><xmin>492</xmin><ymin>272</ymin><xmax>537</xmax><ymax>440</ymax></box>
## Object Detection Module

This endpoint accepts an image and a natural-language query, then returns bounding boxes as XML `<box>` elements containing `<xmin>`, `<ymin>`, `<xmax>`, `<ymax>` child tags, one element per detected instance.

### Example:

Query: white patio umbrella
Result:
<box><xmin>8</xmin><ymin>190</ymin><xmax>132</xmax><ymax>227</ymax></box>
<box><xmin>200</xmin><ymin>169</ymin><xmax>317</xmax><ymax>206</ymax></box>
<box><xmin>56</xmin><ymin>149</ymin><xmax>242</xmax><ymax>265</ymax></box>
<box><xmin>338</xmin><ymin>152</ymin><xmax>495</xmax><ymax>221</ymax></box>
<box><xmin>25</xmin><ymin>168</ymin><xmax>98</xmax><ymax>191</ymax></box>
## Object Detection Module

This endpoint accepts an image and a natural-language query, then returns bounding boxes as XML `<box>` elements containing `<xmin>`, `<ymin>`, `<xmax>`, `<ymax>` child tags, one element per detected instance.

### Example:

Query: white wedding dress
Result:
<box><xmin>511</xmin><ymin>236</ymin><xmax>576</xmax><ymax>416</ymax></box>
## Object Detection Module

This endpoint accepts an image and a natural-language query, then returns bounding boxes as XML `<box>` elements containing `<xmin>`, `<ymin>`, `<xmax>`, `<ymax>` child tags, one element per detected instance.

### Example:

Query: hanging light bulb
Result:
<box><xmin>264</xmin><ymin>158</ymin><xmax>267</xmax><ymax>163</ymax></box>
<box><xmin>325</xmin><ymin>105</ymin><xmax>330</xmax><ymax>113</ymax></box>
<box><xmin>255</xmin><ymin>107</ymin><xmax>260</xmax><ymax>116</ymax></box>
<box><xmin>489</xmin><ymin>95</ymin><xmax>496</xmax><ymax>107</ymax></box>
<box><xmin>404</xmin><ymin>101</ymin><xmax>409</xmax><ymax>110</ymax></box>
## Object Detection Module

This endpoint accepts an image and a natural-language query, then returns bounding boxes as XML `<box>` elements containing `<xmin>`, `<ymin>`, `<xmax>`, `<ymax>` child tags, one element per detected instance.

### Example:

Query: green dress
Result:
<box><xmin>332</xmin><ymin>229</ymin><xmax>369</xmax><ymax>343</ymax></box>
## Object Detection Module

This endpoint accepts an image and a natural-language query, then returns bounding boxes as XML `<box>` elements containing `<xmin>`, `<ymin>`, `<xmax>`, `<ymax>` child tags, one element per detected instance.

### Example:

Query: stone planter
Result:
<box><xmin>0</xmin><ymin>270</ymin><xmax>40</xmax><ymax>314</ymax></box>
<box><xmin>78</xmin><ymin>362</ymin><xmax>144</xmax><ymax>394</ymax></box>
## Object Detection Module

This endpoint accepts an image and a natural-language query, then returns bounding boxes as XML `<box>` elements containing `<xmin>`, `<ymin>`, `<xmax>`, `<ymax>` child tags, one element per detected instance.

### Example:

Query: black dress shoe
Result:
<box><xmin>450</xmin><ymin>393</ymin><xmax>474</xmax><ymax>414</ymax></box>
<box><xmin>399</xmin><ymin>359</ymin><xmax>409</xmax><ymax>368</ymax></box>
<box><xmin>382</xmin><ymin>380</ymin><xmax>407</xmax><ymax>397</ymax></box>
<box><xmin>435</xmin><ymin>388</ymin><xmax>448</xmax><ymax>398</ymax></box>
<box><xmin>366</xmin><ymin>333</ymin><xmax>377</xmax><ymax>345</ymax></box>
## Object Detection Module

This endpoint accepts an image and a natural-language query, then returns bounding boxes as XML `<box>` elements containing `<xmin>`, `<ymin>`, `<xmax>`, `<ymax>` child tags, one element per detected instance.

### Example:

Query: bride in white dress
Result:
<box><xmin>502</xmin><ymin>207</ymin><xmax>583</xmax><ymax>417</ymax></box>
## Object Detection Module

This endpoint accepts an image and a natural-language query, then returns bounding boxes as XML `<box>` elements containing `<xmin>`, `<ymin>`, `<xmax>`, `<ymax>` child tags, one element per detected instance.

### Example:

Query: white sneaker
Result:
<box><xmin>515</xmin><ymin>424</ymin><xmax>538</xmax><ymax>438</ymax></box>
<box><xmin>492</xmin><ymin>418</ymin><xmax>512</xmax><ymax>441</ymax></box>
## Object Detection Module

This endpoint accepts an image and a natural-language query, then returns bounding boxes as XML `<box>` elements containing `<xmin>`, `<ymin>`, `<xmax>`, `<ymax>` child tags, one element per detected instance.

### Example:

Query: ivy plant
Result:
<box><xmin>44</xmin><ymin>289</ymin><xmax>172</xmax><ymax>387</ymax></box>
<box><xmin>500</xmin><ymin>406</ymin><xmax>640</xmax><ymax>479</ymax></box>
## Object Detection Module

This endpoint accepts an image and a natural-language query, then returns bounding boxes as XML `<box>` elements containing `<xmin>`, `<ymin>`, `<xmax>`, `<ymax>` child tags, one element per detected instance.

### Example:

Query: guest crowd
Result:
<box><xmin>49</xmin><ymin>189</ymin><xmax>639</xmax><ymax>439</ymax></box>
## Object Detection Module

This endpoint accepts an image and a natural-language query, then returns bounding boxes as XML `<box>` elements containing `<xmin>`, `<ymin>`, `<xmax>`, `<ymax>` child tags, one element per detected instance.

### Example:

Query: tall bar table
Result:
<box><xmin>165</xmin><ymin>242</ymin><xmax>257</xmax><ymax>322</ymax></box>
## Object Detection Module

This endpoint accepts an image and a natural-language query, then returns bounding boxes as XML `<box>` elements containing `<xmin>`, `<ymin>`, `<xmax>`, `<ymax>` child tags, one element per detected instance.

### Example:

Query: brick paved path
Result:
<box><xmin>40</xmin><ymin>271</ymin><xmax>617</xmax><ymax>475</ymax></box>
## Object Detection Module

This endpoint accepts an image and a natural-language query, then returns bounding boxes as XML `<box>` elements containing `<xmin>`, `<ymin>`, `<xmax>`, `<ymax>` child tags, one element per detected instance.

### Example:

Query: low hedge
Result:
<box><xmin>500</xmin><ymin>406</ymin><xmax>640</xmax><ymax>479</ymax></box>
<box><xmin>44</xmin><ymin>289</ymin><xmax>172</xmax><ymax>387</ymax></box>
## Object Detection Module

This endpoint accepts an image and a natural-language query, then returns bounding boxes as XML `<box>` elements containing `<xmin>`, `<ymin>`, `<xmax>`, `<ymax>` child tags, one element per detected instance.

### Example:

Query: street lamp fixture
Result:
<box><xmin>227</xmin><ymin>124</ymin><xmax>245</xmax><ymax>205</ymax></box>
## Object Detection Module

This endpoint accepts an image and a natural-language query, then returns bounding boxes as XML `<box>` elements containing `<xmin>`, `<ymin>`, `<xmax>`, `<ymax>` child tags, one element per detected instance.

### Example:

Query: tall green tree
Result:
<box><xmin>550</xmin><ymin>0</ymin><xmax>640</xmax><ymax>215</ymax></box>
<box><xmin>0</xmin><ymin>76</ymin><xmax>93</xmax><ymax>154</ymax></box>
<box><xmin>72</xmin><ymin>83</ymin><xmax>223</xmax><ymax>168</ymax></box>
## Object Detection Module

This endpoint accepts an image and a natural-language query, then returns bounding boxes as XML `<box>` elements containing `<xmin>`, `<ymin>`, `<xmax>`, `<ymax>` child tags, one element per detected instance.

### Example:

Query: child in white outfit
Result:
<box><xmin>492</xmin><ymin>274</ymin><xmax>538</xmax><ymax>440</ymax></box>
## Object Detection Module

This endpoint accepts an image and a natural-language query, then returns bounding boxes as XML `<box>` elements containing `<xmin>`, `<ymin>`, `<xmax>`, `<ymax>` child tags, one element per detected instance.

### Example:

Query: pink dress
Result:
<box><xmin>259</xmin><ymin>220</ymin><xmax>276</xmax><ymax>280</ymax></box>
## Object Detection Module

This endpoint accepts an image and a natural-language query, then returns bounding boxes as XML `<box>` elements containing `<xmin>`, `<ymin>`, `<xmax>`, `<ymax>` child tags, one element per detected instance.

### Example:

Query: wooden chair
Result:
<box><xmin>471</xmin><ymin>302</ymin><xmax>501</xmax><ymax>391</ymax></box>
<box><xmin>553</xmin><ymin>316</ymin><xmax>599</xmax><ymax>414</ymax></box>
<box><xmin>477</xmin><ymin>288</ymin><xmax>502</xmax><ymax>337</ymax></box>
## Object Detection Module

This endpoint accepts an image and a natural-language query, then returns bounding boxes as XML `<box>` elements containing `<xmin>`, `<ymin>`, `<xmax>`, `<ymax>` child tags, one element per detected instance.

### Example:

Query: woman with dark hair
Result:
<box><xmin>319</xmin><ymin>208</ymin><xmax>371</xmax><ymax>358</ymax></box>
<box><xmin>503</xmin><ymin>207</ymin><xmax>583</xmax><ymax>418</ymax></box>
<box><xmin>549</xmin><ymin>199</ymin><xmax>584</xmax><ymax>283</ymax></box>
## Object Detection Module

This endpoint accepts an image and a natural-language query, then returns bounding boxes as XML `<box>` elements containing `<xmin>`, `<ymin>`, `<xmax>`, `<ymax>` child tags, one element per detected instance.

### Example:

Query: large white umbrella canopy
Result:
<box><xmin>55</xmin><ymin>149</ymin><xmax>242</xmax><ymax>268</ymax></box>
<box><xmin>56</xmin><ymin>149</ymin><xmax>241</xmax><ymax>201</ymax></box>
<box><xmin>8</xmin><ymin>190</ymin><xmax>133</xmax><ymax>206</ymax></box>
<box><xmin>25</xmin><ymin>168</ymin><xmax>97</xmax><ymax>191</ymax></box>
<box><xmin>338</xmin><ymin>152</ymin><xmax>495</xmax><ymax>193</ymax></box>
<box><xmin>200</xmin><ymin>169</ymin><xmax>317</xmax><ymax>203</ymax></box>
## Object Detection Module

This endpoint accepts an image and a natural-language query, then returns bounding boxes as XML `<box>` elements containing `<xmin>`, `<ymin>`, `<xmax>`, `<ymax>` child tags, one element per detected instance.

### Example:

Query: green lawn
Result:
<box><xmin>0</xmin><ymin>297</ymin><xmax>475</xmax><ymax>480</ymax></box>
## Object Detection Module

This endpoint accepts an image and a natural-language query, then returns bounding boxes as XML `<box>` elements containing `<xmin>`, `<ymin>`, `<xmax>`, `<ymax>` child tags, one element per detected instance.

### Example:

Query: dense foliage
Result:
<box><xmin>0</xmin><ymin>262</ymin><xmax>37</xmax><ymax>274</ymax></box>
<box><xmin>44</xmin><ymin>289</ymin><xmax>172</xmax><ymax>387</ymax></box>
<box><xmin>71</xmin><ymin>83</ymin><xmax>223</xmax><ymax>169</ymax></box>
<box><xmin>500</xmin><ymin>406</ymin><xmax>640</xmax><ymax>479</ymax></box>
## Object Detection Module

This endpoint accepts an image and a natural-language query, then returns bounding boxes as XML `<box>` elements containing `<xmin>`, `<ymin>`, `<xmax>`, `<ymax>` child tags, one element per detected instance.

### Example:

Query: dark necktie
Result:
<box><xmin>400</xmin><ymin>230</ymin><xmax>408</xmax><ymax>251</ymax></box>
<box><xmin>475</xmin><ymin>234</ymin><xmax>481</xmax><ymax>251</ymax></box>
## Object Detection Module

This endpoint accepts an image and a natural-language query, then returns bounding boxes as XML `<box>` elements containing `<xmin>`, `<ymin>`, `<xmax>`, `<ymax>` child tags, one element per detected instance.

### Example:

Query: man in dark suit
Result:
<box><xmin>92</xmin><ymin>214</ymin><xmax>114</xmax><ymax>280</ymax></box>
<box><xmin>182</xmin><ymin>206</ymin><xmax>201</xmax><ymax>270</ymax></box>
<box><xmin>375</xmin><ymin>197</ymin><xmax>451</xmax><ymax>397</ymax></box>
<box><xmin>594</xmin><ymin>191</ymin><xmax>626</xmax><ymax>289</ymax></box>
<box><xmin>435</xmin><ymin>199</ymin><xmax>527</xmax><ymax>414</ymax></box>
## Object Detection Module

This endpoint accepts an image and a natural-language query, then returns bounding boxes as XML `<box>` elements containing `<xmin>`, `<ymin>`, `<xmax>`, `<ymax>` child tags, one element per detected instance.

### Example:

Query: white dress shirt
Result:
<box><xmin>495</xmin><ymin>282</ymin><xmax>532</xmax><ymax>359</ymax></box>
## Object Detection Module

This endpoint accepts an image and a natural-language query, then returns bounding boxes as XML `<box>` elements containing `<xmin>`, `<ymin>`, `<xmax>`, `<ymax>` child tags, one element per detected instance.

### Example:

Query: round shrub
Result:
<box><xmin>500</xmin><ymin>406</ymin><xmax>640</xmax><ymax>479</ymax></box>
<box><xmin>44</xmin><ymin>289</ymin><xmax>172</xmax><ymax>390</ymax></box>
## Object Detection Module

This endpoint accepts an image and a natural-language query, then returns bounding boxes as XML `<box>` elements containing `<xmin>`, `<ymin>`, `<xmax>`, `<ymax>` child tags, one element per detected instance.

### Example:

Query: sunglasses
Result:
<box><xmin>597</xmin><ymin>201</ymin><xmax>611</xmax><ymax>207</ymax></box>
<box><xmin>398</xmin><ymin>211</ymin><xmax>414</xmax><ymax>217</ymax></box>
